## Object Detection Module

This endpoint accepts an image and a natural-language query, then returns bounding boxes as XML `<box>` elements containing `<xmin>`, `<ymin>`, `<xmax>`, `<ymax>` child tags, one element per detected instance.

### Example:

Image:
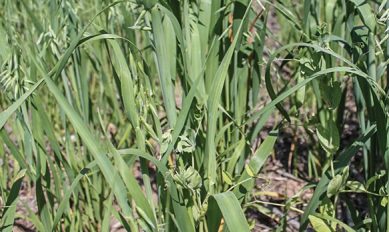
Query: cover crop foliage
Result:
<box><xmin>0</xmin><ymin>0</ymin><xmax>389</xmax><ymax>231</ymax></box>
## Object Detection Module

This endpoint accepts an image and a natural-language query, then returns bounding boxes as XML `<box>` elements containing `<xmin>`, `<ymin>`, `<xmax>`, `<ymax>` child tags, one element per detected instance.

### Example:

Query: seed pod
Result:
<box><xmin>173</xmin><ymin>166</ymin><xmax>202</xmax><ymax>190</ymax></box>
<box><xmin>327</xmin><ymin>174</ymin><xmax>342</xmax><ymax>198</ymax></box>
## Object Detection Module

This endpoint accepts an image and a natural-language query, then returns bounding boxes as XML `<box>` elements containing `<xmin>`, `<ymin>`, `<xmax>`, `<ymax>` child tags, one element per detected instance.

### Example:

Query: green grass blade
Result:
<box><xmin>205</xmin><ymin>1</ymin><xmax>252</xmax><ymax>193</ymax></box>
<box><xmin>0</xmin><ymin>169</ymin><xmax>26</xmax><ymax>232</ymax></box>
<box><xmin>150</xmin><ymin>5</ymin><xmax>177</xmax><ymax>126</ymax></box>
<box><xmin>208</xmin><ymin>191</ymin><xmax>250</xmax><ymax>232</ymax></box>
<box><xmin>234</xmin><ymin>130</ymin><xmax>278</xmax><ymax>201</ymax></box>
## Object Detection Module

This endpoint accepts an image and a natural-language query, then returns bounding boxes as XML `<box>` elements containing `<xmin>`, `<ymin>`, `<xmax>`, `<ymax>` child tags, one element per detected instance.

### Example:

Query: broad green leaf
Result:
<box><xmin>319</xmin><ymin>197</ymin><xmax>336</xmax><ymax>221</ymax></box>
<box><xmin>322</xmin><ymin>81</ymin><xmax>342</xmax><ymax>109</ymax></box>
<box><xmin>302</xmin><ymin>0</ymin><xmax>312</xmax><ymax>34</ymax></box>
<box><xmin>309</xmin><ymin>215</ymin><xmax>333</xmax><ymax>232</ymax></box>
<box><xmin>108</xmin><ymin>40</ymin><xmax>139</xmax><ymax>128</ymax></box>
<box><xmin>346</xmin><ymin>181</ymin><xmax>366</xmax><ymax>193</ymax></box>
<box><xmin>325</xmin><ymin>0</ymin><xmax>337</xmax><ymax>27</ymax></box>
<box><xmin>207</xmin><ymin>192</ymin><xmax>250</xmax><ymax>232</ymax></box>
<box><xmin>138</xmin><ymin>0</ymin><xmax>157</xmax><ymax>10</ymax></box>
<box><xmin>150</xmin><ymin>5</ymin><xmax>177</xmax><ymax>126</ymax></box>
<box><xmin>316</xmin><ymin>119</ymin><xmax>340</xmax><ymax>154</ymax></box>
<box><xmin>222</xmin><ymin>171</ymin><xmax>233</xmax><ymax>185</ymax></box>
<box><xmin>245</xmin><ymin>165</ymin><xmax>255</xmax><ymax>177</ymax></box>
<box><xmin>312</xmin><ymin>213</ymin><xmax>356</xmax><ymax>232</ymax></box>
<box><xmin>381</xmin><ymin>197</ymin><xmax>388</xmax><ymax>207</ymax></box>
<box><xmin>350</xmin><ymin>0</ymin><xmax>376</xmax><ymax>31</ymax></box>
